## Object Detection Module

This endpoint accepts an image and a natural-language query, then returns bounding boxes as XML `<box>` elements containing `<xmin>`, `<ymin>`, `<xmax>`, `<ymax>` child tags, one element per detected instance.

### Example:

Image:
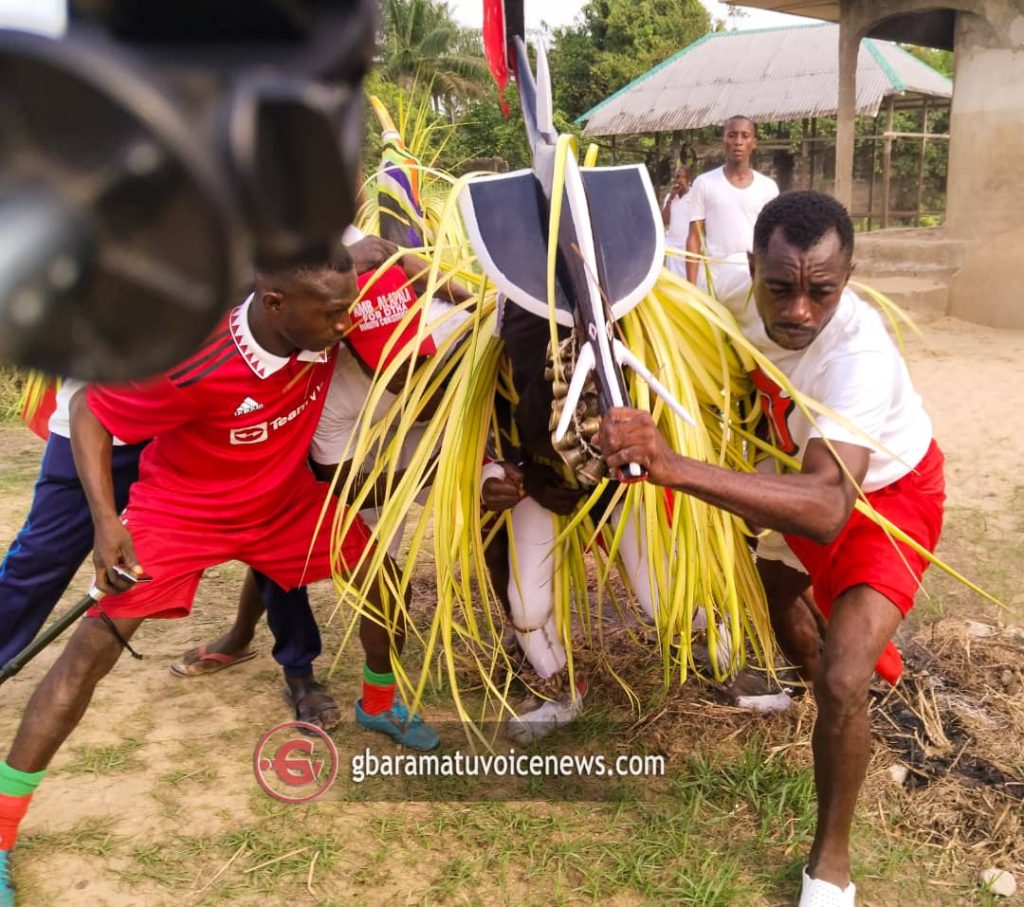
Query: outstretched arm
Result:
<box><xmin>597</xmin><ymin>407</ymin><xmax>868</xmax><ymax>544</ymax></box>
<box><xmin>69</xmin><ymin>389</ymin><xmax>144</xmax><ymax>592</ymax></box>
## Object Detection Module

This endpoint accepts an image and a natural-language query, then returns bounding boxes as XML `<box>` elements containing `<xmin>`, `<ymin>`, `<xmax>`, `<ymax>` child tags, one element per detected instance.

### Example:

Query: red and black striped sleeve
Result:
<box><xmin>85</xmin><ymin>327</ymin><xmax>234</xmax><ymax>443</ymax></box>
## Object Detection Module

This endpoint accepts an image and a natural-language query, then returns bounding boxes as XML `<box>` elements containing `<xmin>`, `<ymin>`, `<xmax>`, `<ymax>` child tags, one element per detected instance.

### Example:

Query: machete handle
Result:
<box><xmin>617</xmin><ymin>464</ymin><xmax>648</xmax><ymax>484</ymax></box>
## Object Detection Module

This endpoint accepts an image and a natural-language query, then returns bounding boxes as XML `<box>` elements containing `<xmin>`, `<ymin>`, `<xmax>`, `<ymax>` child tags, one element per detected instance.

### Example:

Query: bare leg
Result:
<box><xmin>807</xmin><ymin>583</ymin><xmax>902</xmax><ymax>887</ymax></box>
<box><xmin>178</xmin><ymin>569</ymin><xmax>264</xmax><ymax>669</ymax></box>
<box><xmin>357</xmin><ymin>554</ymin><xmax>407</xmax><ymax>675</ymax></box>
<box><xmin>217</xmin><ymin>568</ymin><xmax>266</xmax><ymax>652</ymax></box>
<box><xmin>758</xmin><ymin>558</ymin><xmax>823</xmax><ymax>682</ymax></box>
<box><xmin>7</xmin><ymin>616</ymin><xmax>143</xmax><ymax>772</ymax></box>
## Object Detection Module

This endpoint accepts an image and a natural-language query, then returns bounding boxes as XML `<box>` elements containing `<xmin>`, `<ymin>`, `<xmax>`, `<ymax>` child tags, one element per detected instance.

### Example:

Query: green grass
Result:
<box><xmin>90</xmin><ymin>740</ymin><xmax>803</xmax><ymax>904</ymax></box>
<box><xmin>64</xmin><ymin>736</ymin><xmax>147</xmax><ymax>775</ymax></box>
<box><xmin>18</xmin><ymin>817</ymin><xmax>120</xmax><ymax>857</ymax></box>
<box><xmin>15</xmin><ymin>702</ymin><xmax>1010</xmax><ymax>906</ymax></box>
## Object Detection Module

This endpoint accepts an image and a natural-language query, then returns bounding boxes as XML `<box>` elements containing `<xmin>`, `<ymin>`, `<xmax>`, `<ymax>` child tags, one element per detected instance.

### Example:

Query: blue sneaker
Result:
<box><xmin>0</xmin><ymin>850</ymin><xmax>15</xmax><ymax>907</ymax></box>
<box><xmin>355</xmin><ymin>700</ymin><xmax>440</xmax><ymax>751</ymax></box>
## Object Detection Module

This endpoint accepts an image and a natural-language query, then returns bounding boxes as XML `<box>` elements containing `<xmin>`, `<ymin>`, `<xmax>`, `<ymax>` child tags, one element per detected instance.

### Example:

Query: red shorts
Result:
<box><xmin>90</xmin><ymin>472</ymin><xmax>371</xmax><ymax>620</ymax></box>
<box><xmin>784</xmin><ymin>440</ymin><xmax>945</xmax><ymax>681</ymax></box>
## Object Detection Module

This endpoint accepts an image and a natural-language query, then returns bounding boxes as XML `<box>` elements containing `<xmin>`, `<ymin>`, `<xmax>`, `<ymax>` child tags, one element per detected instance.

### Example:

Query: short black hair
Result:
<box><xmin>753</xmin><ymin>191</ymin><xmax>854</xmax><ymax>258</ymax></box>
<box><xmin>256</xmin><ymin>240</ymin><xmax>354</xmax><ymax>285</ymax></box>
<box><xmin>724</xmin><ymin>115</ymin><xmax>756</xmax><ymax>134</ymax></box>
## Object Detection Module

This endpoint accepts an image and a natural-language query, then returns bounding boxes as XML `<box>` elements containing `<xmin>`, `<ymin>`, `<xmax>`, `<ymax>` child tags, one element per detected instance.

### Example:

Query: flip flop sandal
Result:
<box><xmin>169</xmin><ymin>643</ymin><xmax>257</xmax><ymax>678</ymax></box>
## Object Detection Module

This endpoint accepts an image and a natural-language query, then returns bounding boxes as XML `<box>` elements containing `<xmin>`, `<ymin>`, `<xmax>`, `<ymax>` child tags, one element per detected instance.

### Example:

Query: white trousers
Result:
<box><xmin>506</xmin><ymin>496</ymin><xmax>658</xmax><ymax>679</ymax></box>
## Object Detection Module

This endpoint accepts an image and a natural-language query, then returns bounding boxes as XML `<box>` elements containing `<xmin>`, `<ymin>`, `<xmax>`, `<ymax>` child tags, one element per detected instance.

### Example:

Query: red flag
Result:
<box><xmin>482</xmin><ymin>0</ymin><xmax>510</xmax><ymax>116</ymax></box>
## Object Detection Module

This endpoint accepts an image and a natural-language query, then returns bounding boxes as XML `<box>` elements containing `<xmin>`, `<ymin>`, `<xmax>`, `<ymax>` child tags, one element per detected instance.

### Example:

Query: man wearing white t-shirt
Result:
<box><xmin>600</xmin><ymin>192</ymin><xmax>945</xmax><ymax>906</ymax></box>
<box><xmin>660</xmin><ymin>165</ymin><xmax>693</xmax><ymax>278</ymax></box>
<box><xmin>685</xmin><ymin>116</ymin><xmax>778</xmax><ymax>286</ymax></box>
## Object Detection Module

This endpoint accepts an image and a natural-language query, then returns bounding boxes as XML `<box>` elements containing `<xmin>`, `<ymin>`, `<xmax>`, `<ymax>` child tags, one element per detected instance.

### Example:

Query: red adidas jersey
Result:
<box><xmin>87</xmin><ymin>299</ymin><xmax>337</xmax><ymax>528</ymax></box>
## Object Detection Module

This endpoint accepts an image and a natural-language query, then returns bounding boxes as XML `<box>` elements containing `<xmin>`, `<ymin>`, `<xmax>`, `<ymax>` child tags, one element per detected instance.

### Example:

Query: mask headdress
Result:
<box><xmin>464</xmin><ymin>1</ymin><xmax>693</xmax><ymax>484</ymax></box>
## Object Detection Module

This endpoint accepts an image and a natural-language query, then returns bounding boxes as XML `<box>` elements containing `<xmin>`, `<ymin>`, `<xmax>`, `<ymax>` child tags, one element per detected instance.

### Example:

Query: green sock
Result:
<box><xmin>0</xmin><ymin>762</ymin><xmax>46</xmax><ymax>798</ymax></box>
<box><xmin>363</xmin><ymin>665</ymin><xmax>395</xmax><ymax>686</ymax></box>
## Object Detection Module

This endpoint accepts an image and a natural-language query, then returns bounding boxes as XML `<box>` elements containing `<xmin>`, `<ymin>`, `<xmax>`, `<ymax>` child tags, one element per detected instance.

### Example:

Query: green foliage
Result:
<box><xmin>361</xmin><ymin>72</ymin><xmax>530</xmax><ymax>175</ymax></box>
<box><xmin>901</xmin><ymin>44</ymin><xmax>954</xmax><ymax>78</ymax></box>
<box><xmin>377</xmin><ymin>0</ymin><xmax>491</xmax><ymax>117</ymax></box>
<box><xmin>549</xmin><ymin>0</ymin><xmax>711</xmax><ymax>121</ymax></box>
<box><xmin>367</xmin><ymin>0</ymin><xmax>711</xmax><ymax>175</ymax></box>
<box><xmin>433</xmin><ymin>83</ymin><xmax>529</xmax><ymax>171</ymax></box>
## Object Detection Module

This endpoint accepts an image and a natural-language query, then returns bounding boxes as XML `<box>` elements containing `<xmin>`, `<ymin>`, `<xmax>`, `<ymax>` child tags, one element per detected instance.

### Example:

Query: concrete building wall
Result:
<box><xmin>838</xmin><ymin>0</ymin><xmax>1024</xmax><ymax>328</ymax></box>
<box><xmin>945</xmin><ymin>3</ymin><xmax>1024</xmax><ymax>327</ymax></box>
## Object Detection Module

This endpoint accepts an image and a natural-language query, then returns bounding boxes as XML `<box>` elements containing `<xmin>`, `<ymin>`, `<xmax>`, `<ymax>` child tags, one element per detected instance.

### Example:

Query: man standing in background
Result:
<box><xmin>661</xmin><ymin>164</ymin><xmax>693</xmax><ymax>278</ymax></box>
<box><xmin>686</xmin><ymin>116</ymin><xmax>778</xmax><ymax>287</ymax></box>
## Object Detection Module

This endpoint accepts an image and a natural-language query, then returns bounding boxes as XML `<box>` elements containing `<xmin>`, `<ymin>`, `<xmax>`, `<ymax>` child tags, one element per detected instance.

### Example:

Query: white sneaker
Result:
<box><xmin>798</xmin><ymin>867</ymin><xmax>856</xmax><ymax>906</ymax></box>
<box><xmin>735</xmin><ymin>691</ymin><xmax>794</xmax><ymax>714</ymax></box>
<box><xmin>507</xmin><ymin>678</ymin><xmax>588</xmax><ymax>745</ymax></box>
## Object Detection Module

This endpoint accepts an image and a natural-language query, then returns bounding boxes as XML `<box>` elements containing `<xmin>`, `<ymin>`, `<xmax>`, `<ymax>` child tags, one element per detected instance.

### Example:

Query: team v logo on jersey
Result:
<box><xmin>233</xmin><ymin>396</ymin><xmax>264</xmax><ymax>416</ymax></box>
<box><xmin>228</xmin><ymin>381</ymin><xmax>324</xmax><ymax>446</ymax></box>
<box><xmin>230</xmin><ymin>422</ymin><xmax>269</xmax><ymax>445</ymax></box>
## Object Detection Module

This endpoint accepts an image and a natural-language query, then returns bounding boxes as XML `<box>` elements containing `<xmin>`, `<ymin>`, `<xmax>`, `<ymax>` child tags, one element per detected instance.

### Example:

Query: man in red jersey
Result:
<box><xmin>0</xmin><ymin>246</ymin><xmax>438</xmax><ymax>904</ymax></box>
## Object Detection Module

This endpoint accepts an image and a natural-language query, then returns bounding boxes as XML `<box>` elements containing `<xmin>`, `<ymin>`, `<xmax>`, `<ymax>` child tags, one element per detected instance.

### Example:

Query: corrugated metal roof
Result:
<box><xmin>578</xmin><ymin>23</ymin><xmax>952</xmax><ymax>136</ymax></box>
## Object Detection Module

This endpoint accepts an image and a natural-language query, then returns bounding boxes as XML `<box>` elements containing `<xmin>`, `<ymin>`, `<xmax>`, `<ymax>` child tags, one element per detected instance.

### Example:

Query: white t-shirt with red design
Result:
<box><xmin>715</xmin><ymin>257</ymin><xmax>933</xmax><ymax>494</ymax></box>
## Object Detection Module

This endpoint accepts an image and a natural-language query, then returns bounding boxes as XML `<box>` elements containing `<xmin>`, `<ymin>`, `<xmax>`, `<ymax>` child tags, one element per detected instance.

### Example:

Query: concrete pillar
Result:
<box><xmin>833</xmin><ymin>10</ymin><xmax>859</xmax><ymax>209</ymax></box>
<box><xmin>880</xmin><ymin>95</ymin><xmax>895</xmax><ymax>228</ymax></box>
<box><xmin>946</xmin><ymin>3</ymin><xmax>1024</xmax><ymax>328</ymax></box>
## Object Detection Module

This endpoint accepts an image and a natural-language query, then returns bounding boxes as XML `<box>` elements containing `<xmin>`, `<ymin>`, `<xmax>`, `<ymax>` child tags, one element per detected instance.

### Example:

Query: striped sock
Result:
<box><xmin>0</xmin><ymin>762</ymin><xmax>45</xmax><ymax>851</ymax></box>
<box><xmin>361</xmin><ymin>665</ymin><xmax>396</xmax><ymax>716</ymax></box>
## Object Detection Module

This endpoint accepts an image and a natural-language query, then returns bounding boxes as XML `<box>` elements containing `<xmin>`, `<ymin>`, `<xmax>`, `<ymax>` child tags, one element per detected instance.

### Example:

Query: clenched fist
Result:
<box><xmin>596</xmin><ymin>407</ymin><xmax>681</xmax><ymax>487</ymax></box>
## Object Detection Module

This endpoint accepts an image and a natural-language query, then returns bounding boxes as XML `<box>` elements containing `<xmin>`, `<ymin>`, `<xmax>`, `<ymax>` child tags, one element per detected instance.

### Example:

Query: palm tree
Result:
<box><xmin>377</xmin><ymin>0</ymin><xmax>491</xmax><ymax>118</ymax></box>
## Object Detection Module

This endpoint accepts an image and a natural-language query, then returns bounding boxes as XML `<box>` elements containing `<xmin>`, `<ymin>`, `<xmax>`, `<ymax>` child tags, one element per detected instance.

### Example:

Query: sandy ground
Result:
<box><xmin>0</xmin><ymin>314</ymin><xmax>1021</xmax><ymax>906</ymax></box>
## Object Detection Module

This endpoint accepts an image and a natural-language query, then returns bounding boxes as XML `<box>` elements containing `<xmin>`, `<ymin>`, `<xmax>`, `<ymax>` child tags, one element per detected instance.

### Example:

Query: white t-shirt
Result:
<box><xmin>662</xmin><ymin>192</ymin><xmax>691</xmax><ymax>248</ymax></box>
<box><xmin>49</xmin><ymin>379</ymin><xmax>126</xmax><ymax>445</ymax></box>
<box><xmin>688</xmin><ymin>167</ymin><xmax>779</xmax><ymax>259</ymax></box>
<box><xmin>715</xmin><ymin>257</ymin><xmax>933</xmax><ymax>494</ymax></box>
<box><xmin>341</xmin><ymin>224</ymin><xmax>365</xmax><ymax>245</ymax></box>
<box><xmin>311</xmin><ymin>347</ymin><xmax>427</xmax><ymax>554</ymax></box>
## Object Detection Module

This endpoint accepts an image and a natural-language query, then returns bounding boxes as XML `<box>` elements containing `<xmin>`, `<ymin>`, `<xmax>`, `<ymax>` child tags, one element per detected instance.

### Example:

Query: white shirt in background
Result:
<box><xmin>688</xmin><ymin>167</ymin><xmax>779</xmax><ymax>259</ymax></box>
<box><xmin>662</xmin><ymin>192</ymin><xmax>692</xmax><ymax>249</ymax></box>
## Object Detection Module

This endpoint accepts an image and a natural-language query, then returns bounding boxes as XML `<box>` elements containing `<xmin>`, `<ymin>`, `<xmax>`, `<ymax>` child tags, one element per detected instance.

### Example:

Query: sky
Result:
<box><xmin>447</xmin><ymin>0</ymin><xmax>807</xmax><ymax>33</ymax></box>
